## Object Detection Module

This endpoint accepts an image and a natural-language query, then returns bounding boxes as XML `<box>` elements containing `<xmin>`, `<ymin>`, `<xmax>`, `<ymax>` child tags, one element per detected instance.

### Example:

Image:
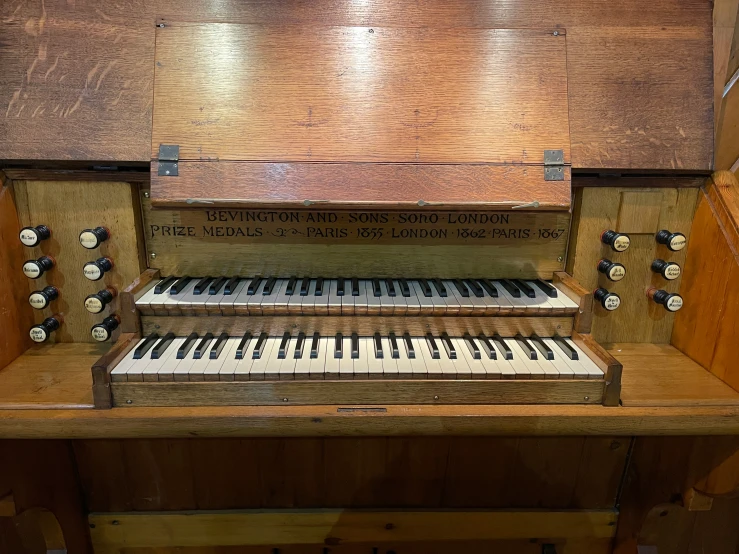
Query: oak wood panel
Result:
<box><xmin>0</xmin><ymin>0</ymin><xmax>154</xmax><ymax>161</ymax></box>
<box><xmin>150</xmin><ymin>162</ymin><xmax>572</xmax><ymax>210</ymax></box>
<box><xmin>567</xmin><ymin>186</ymin><xmax>698</xmax><ymax>343</ymax></box>
<box><xmin>13</xmin><ymin>181</ymin><xmax>144</xmax><ymax>343</ymax></box>
<box><xmin>152</xmin><ymin>24</ymin><xmax>570</xmax><ymax>166</ymax></box>
<box><xmin>92</xmin><ymin>332</ymin><xmax>138</xmax><ymax>409</ymax></box>
<box><xmin>716</xmin><ymin>73</ymin><xmax>739</xmax><ymax>170</ymax></box>
<box><xmin>0</xmin><ymin>184</ymin><xmax>33</xmax><ymax>370</ymax></box>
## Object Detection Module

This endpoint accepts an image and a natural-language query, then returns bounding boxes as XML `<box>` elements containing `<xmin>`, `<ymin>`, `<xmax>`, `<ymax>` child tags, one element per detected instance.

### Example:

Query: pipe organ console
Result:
<box><xmin>1</xmin><ymin>1</ymin><xmax>739</xmax><ymax>552</ymax></box>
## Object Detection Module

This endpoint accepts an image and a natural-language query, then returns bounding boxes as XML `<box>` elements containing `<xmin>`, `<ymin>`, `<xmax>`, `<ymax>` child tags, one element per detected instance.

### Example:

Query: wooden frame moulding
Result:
<box><xmin>119</xmin><ymin>268</ymin><xmax>160</xmax><ymax>334</ymax></box>
<box><xmin>91</xmin><ymin>333</ymin><xmax>139</xmax><ymax>409</ymax></box>
<box><xmin>572</xmin><ymin>330</ymin><xmax>623</xmax><ymax>407</ymax></box>
<box><xmin>553</xmin><ymin>271</ymin><xmax>593</xmax><ymax>333</ymax></box>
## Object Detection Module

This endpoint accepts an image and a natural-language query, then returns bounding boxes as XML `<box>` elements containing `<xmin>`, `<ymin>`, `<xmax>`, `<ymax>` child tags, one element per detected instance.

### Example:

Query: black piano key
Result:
<box><xmin>398</xmin><ymin>278</ymin><xmax>411</xmax><ymax>297</ymax></box>
<box><xmin>351</xmin><ymin>332</ymin><xmax>359</xmax><ymax>359</ymax></box>
<box><xmin>403</xmin><ymin>332</ymin><xmax>415</xmax><ymax>359</ymax></box>
<box><xmin>310</xmin><ymin>332</ymin><xmax>320</xmax><ymax>359</ymax></box>
<box><xmin>300</xmin><ymin>277</ymin><xmax>311</xmax><ymax>296</ymax></box>
<box><xmin>372</xmin><ymin>278</ymin><xmax>382</xmax><ymax>297</ymax></box>
<box><xmin>425</xmin><ymin>333</ymin><xmax>440</xmax><ymax>359</ymax></box>
<box><xmin>247</xmin><ymin>276</ymin><xmax>263</xmax><ymax>295</ymax></box>
<box><xmin>262</xmin><ymin>276</ymin><xmax>277</xmax><ymax>295</ymax></box>
<box><xmin>440</xmin><ymin>332</ymin><xmax>456</xmax><ymax>359</ymax></box>
<box><xmin>209</xmin><ymin>332</ymin><xmax>229</xmax><ymax>360</ymax></box>
<box><xmin>286</xmin><ymin>276</ymin><xmax>298</xmax><ymax>296</ymax></box>
<box><xmin>194</xmin><ymin>276</ymin><xmax>213</xmax><ymax>295</ymax></box>
<box><xmin>170</xmin><ymin>276</ymin><xmax>192</xmax><ymax>294</ymax></box>
<box><xmin>453</xmin><ymin>279</ymin><xmax>470</xmax><ymax>298</ymax></box>
<box><xmin>463</xmin><ymin>333</ymin><xmax>481</xmax><ymax>359</ymax></box>
<box><xmin>277</xmin><ymin>331</ymin><xmax>291</xmax><ymax>359</ymax></box>
<box><xmin>498</xmin><ymin>279</ymin><xmax>521</xmax><ymax>298</ymax></box>
<box><xmin>464</xmin><ymin>279</ymin><xmax>484</xmax><ymax>298</ymax></box>
<box><xmin>252</xmin><ymin>332</ymin><xmax>268</xmax><ymax>359</ymax></box>
<box><xmin>351</xmin><ymin>277</ymin><xmax>360</xmax><ymax>296</ymax></box>
<box><xmin>236</xmin><ymin>332</ymin><xmax>252</xmax><ymax>360</ymax></box>
<box><xmin>477</xmin><ymin>333</ymin><xmax>497</xmax><ymax>360</ymax></box>
<box><xmin>553</xmin><ymin>334</ymin><xmax>578</xmax><ymax>360</ymax></box>
<box><xmin>432</xmin><ymin>279</ymin><xmax>448</xmax><ymax>297</ymax></box>
<box><xmin>418</xmin><ymin>279</ymin><xmax>433</xmax><ymax>297</ymax></box>
<box><xmin>154</xmin><ymin>276</ymin><xmax>178</xmax><ymax>294</ymax></box>
<box><xmin>294</xmin><ymin>332</ymin><xmax>305</xmax><ymax>359</ymax></box>
<box><xmin>194</xmin><ymin>333</ymin><xmax>214</xmax><ymax>359</ymax></box>
<box><xmin>389</xmin><ymin>332</ymin><xmax>400</xmax><ymax>359</ymax></box>
<box><xmin>209</xmin><ymin>277</ymin><xmax>227</xmax><ymax>295</ymax></box>
<box><xmin>530</xmin><ymin>334</ymin><xmax>554</xmax><ymax>360</ymax></box>
<box><xmin>478</xmin><ymin>279</ymin><xmax>498</xmax><ymax>297</ymax></box>
<box><xmin>533</xmin><ymin>279</ymin><xmax>558</xmax><ymax>298</ymax></box>
<box><xmin>315</xmin><ymin>277</ymin><xmax>324</xmax><ymax>296</ymax></box>
<box><xmin>177</xmin><ymin>332</ymin><xmax>199</xmax><ymax>359</ymax></box>
<box><xmin>515</xmin><ymin>334</ymin><xmax>537</xmax><ymax>360</ymax></box>
<box><xmin>150</xmin><ymin>332</ymin><xmax>175</xmax><ymax>359</ymax></box>
<box><xmin>224</xmin><ymin>276</ymin><xmax>241</xmax><ymax>295</ymax></box>
<box><xmin>334</xmin><ymin>333</ymin><xmax>343</xmax><ymax>359</ymax></box>
<box><xmin>133</xmin><ymin>333</ymin><xmax>159</xmax><ymax>359</ymax></box>
<box><xmin>512</xmin><ymin>279</ymin><xmax>536</xmax><ymax>299</ymax></box>
<box><xmin>385</xmin><ymin>279</ymin><xmax>396</xmax><ymax>297</ymax></box>
<box><xmin>336</xmin><ymin>278</ymin><xmax>345</xmax><ymax>297</ymax></box>
<box><xmin>373</xmin><ymin>332</ymin><xmax>383</xmax><ymax>359</ymax></box>
<box><xmin>492</xmin><ymin>334</ymin><xmax>513</xmax><ymax>360</ymax></box>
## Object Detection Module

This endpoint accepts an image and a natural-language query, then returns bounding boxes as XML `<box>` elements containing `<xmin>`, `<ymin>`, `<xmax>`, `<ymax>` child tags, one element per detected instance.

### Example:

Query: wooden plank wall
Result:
<box><xmin>1</xmin><ymin>0</ymin><xmax>714</xmax><ymax>171</ymax></box>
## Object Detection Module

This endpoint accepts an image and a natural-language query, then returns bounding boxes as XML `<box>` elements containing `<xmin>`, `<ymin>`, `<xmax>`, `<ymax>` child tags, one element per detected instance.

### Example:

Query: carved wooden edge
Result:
<box><xmin>553</xmin><ymin>271</ymin><xmax>593</xmax><ymax>334</ymax></box>
<box><xmin>120</xmin><ymin>269</ymin><xmax>160</xmax><ymax>334</ymax></box>
<box><xmin>705</xmin><ymin>171</ymin><xmax>739</xmax><ymax>260</ymax></box>
<box><xmin>0</xmin><ymin>493</ymin><xmax>16</xmax><ymax>517</ymax></box>
<box><xmin>683</xmin><ymin>488</ymin><xmax>714</xmax><ymax>511</ymax></box>
<box><xmin>571</xmin><ymin>330</ymin><xmax>622</xmax><ymax>407</ymax></box>
<box><xmin>91</xmin><ymin>333</ymin><xmax>139</xmax><ymax>409</ymax></box>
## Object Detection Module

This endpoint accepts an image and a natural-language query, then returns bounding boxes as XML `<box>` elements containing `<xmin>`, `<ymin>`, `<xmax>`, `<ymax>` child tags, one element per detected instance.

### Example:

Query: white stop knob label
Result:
<box><xmin>19</xmin><ymin>229</ymin><xmax>39</xmax><ymax>246</ymax></box>
<box><xmin>613</xmin><ymin>236</ymin><xmax>630</xmax><ymax>252</ymax></box>
<box><xmin>669</xmin><ymin>235</ymin><xmax>686</xmax><ymax>251</ymax></box>
<box><xmin>29</xmin><ymin>327</ymin><xmax>48</xmax><ymax>342</ymax></box>
<box><xmin>664</xmin><ymin>264</ymin><xmax>681</xmax><ymax>280</ymax></box>
<box><xmin>92</xmin><ymin>327</ymin><xmax>110</xmax><ymax>342</ymax></box>
<box><xmin>79</xmin><ymin>231</ymin><xmax>99</xmax><ymax>249</ymax></box>
<box><xmin>604</xmin><ymin>296</ymin><xmax>621</xmax><ymax>311</ymax></box>
<box><xmin>85</xmin><ymin>297</ymin><xmax>104</xmax><ymax>313</ymax></box>
<box><xmin>608</xmin><ymin>265</ymin><xmax>625</xmax><ymax>281</ymax></box>
<box><xmin>666</xmin><ymin>296</ymin><xmax>683</xmax><ymax>312</ymax></box>
<box><xmin>29</xmin><ymin>293</ymin><xmax>47</xmax><ymax>309</ymax></box>
<box><xmin>23</xmin><ymin>262</ymin><xmax>41</xmax><ymax>279</ymax></box>
<box><xmin>84</xmin><ymin>264</ymin><xmax>102</xmax><ymax>281</ymax></box>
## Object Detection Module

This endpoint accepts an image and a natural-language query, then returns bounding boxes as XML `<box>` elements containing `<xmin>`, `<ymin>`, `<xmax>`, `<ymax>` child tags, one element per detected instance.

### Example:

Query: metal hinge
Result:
<box><xmin>158</xmin><ymin>144</ymin><xmax>179</xmax><ymax>176</ymax></box>
<box><xmin>544</xmin><ymin>149</ymin><xmax>565</xmax><ymax>181</ymax></box>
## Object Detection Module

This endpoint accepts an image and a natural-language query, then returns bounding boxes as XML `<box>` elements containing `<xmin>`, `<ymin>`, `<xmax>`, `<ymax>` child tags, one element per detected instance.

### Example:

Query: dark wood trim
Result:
<box><xmin>573</xmin><ymin>174</ymin><xmax>706</xmax><ymax>188</ymax></box>
<box><xmin>91</xmin><ymin>333</ymin><xmax>139</xmax><ymax>409</ymax></box>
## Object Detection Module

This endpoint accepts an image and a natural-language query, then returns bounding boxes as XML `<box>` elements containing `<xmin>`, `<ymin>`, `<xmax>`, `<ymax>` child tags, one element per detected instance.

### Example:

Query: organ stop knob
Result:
<box><xmin>651</xmin><ymin>259</ymin><xmax>681</xmax><ymax>280</ymax></box>
<box><xmin>656</xmin><ymin>230</ymin><xmax>687</xmax><ymax>251</ymax></box>
<box><xmin>647</xmin><ymin>288</ymin><xmax>683</xmax><ymax>312</ymax></box>
<box><xmin>594</xmin><ymin>288</ymin><xmax>621</xmax><ymax>311</ymax></box>
<box><xmin>91</xmin><ymin>315</ymin><xmax>120</xmax><ymax>342</ymax></box>
<box><xmin>83</xmin><ymin>257</ymin><xmax>113</xmax><ymax>281</ymax></box>
<box><xmin>600</xmin><ymin>230</ymin><xmax>630</xmax><ymax>252</ymax></box>
<box><xmin>23</xmin><ymin>256</ymin><xmax>55</xmax><ymax>279</ymax></box>
<box><xmin>597</xmin><ymin>259</ymin><xmax>626</xmax><ymax>282</ymax></box>
<box><xmin>84</xmin><ymin>288</ymin><xmax>117</xmax><ymax>314</ymax></box>
<box><xmin>28</xmin><ymin>286</ymin><xmax>59</xmax><ymax>310</ymax></box>
<box><xmin>19</xmin><ymin>225</ymin><xmax>51</xmax><ymax>247</ymax></box>
<box><xmin>30</xmin><ymin>315</ymin><xmax>62</xmax><ymax>343</ymax></box>
<box><xmin>79</xmin><ymin>227</ymin><xmax>110</xmax><ymax>249</ymax></box>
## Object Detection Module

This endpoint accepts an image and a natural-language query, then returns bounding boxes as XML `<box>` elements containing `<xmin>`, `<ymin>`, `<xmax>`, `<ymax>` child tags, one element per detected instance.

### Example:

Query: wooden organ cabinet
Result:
<box><xmin>1</xmin><ymin>1</ymin><xmax>738</xmax><ymax>553</ymax></box>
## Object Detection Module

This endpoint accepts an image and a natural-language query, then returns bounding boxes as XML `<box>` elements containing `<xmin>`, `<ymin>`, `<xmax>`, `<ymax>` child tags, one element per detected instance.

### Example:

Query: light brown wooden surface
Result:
<box><xmin>0</xmin><ymin>0</ymin><xmax>154</xmax><ymax>161</ymax></box>
<box><xmin>567</xmin><ymin>186</ymin><xmax>698</xmax><ymax>344</ymax></box>
<box><xmin>0</xmin><ymin>184</ymin><xmax>34</xmax><ymax>371</ymax></box>
<box><xmin>88</xmin><ymin>510</ymin><xmax>617</xmax><ymax>549</ymax></box>
<box><xmin>13</xmin><ymin>181</ymin><xmax>144</xmax><ymax>343</ymax></box>
<box><xmin>150</xmin><ymin>162</ymin><xmax>572</xmax><ymax>210</ymax></box>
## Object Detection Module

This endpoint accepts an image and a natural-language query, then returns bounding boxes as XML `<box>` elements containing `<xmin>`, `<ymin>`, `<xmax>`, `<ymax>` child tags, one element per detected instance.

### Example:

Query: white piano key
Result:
<box><xmin>452</xmin><ymin>337</ymin><xmax>481</xmax><ymax>379</ymax></box>
<box><xmin>110</xmin><ymin>339</ymin><xmax>147</xmax><ymax>382</ymax></box>
<box><xmin>218</xmin><ymin>339</ymin><xmax>242</xmax><ymax>381</ymax></box>
<box><xmin>135</xmin><ymin>282</ymin><xmax>161</xmax><ymax>314</ymax></box>
<box><xmin>339</xmin><ymin>336</ymin><xmax>354</xmax><ymax>380</ymax></box>
<box><xmin>363</xmin><ymin>337</ymin><xmax>383</xmax><ymax>379</ymax></box>
<box><xmin>381</xmin><ymin>337</ymin><xmax>399</xmax><ymax>379</ymax></box>
<box><xmin>554</xmin><ymin>287</ymin><xmax>581</xmax><ymax>310</ymax></box>
<box><xmin>475</xmin><ymin>343</ymin><xmax>504</xmax><ymax>380</ymax></box>
<box><xmin>366</xmin><ymin>280</ymin><xmax>382</xmax><ymax>315</ymax></box>
<box><xmin>247</xmin><ymin>278</ymin><xmax>269</xmax><ymax>315</ymax></box>
<box><xmin>250</xmin><ymin>337</ymin><xmax>278</xmax><ymax>381</ymax></box>
<box><xmin>377</xmin><ymin>280</ymin><xmax>395</xmax><ymax>315</ymax></box>
<box><xmin>444</xmin><ymin>281</ymin><xmax>473</xmax><ymax>315</ymax></box>
<box><xmin>271</xmin><ymin>279</ymin><xmax>291</xmax><ymax>315</ymax></box>
<box><xmin>313</xmin><ymin>280</ymin><xmax>330</xmax><ymax>315</ymax></box>
<box><xmin>505</xmin><ymin>339</ymin><xmax>533</xmax><ymax>380</ymax></box>
<box><xmin>341</xmin><ymin>281</ymin><xmax>356</xmax><ymax>315</ymax></box>
<box><xmin>147</xmin><ymin>337</ymin><xmax>185</xmax><ymax>382</ymax></box>
<box><xmin>542</xmin><ymin>338</ymin><xmax>575</xmax><ymax>379</ymax></box>
<box><xmin>462</xmin><ymin>283</ymin><xmax>488</xmax><ymax>314</ymax></box>
<box><xmin>437</xmin><ymin>283</ymin><xmax>460</xmax><ymax>315</ymax></box>
<box><xmin>300</xmin><ymin>280</ymin><xmax>317</xmax><ymax>314</ymax></box>
<box><xmin>173</xmin><ymin>343</ymin><xmax>198</xmax><ymax>382</ymax></box>
<box><xmin>278</xmin><ymin>337</ymin><xmax>297</xmax><ymax>381</ymax></box>
<box><xmin>495</xmin><ymin>282</ymin><xmax>526</xmax><ymax>312</ymax></box>
<box><xmin>512</xmin><ymin>339</ymin><xmax>548</xmax><ymax>379</ymax></box>
<box><xmin>293</xmin><ymin>336</ymin><xmax>312</xmax><ymax>380</ymax></box>
<box><xmin>188</xmin><ymin>342</ymin><xmax>213</xmax><ymax>382</ymax></box>
<box><xmin>203</xmin><ymin>338</ymin><xmax>235</xmax><ymax>381</ymax></box>
<box><xmin>327</xmin><ymin>279</ymin><xmax>342</xmax><ymax>315</ymax></box>
<box><xmin>353</xmin><ymin>336</ymin><xmax>369</xmax><ymax>380</ymax></box>
<box><xmin>417</xmin><ymin>335</ymin><xmax>444</xmax><ymax>379</ymax></box>
<box><xmin>391</xmin><ymin>280</ymin><xmax>410</xmax><ymax>316</ymax></box>
<box><xmin>177</xmin><ymin>281</ymin><xmax>208</xmax><ymax>315</ymax></box>
<box><xmin>221</xmin><ymin>279</ymin><xmax>248</xmax><ymax>316</ymax></box>
<box><xmin>309</xmin><ymin>336</ymin><xmax>328</xmax><ymax>380</ymax></box>
<box><xmin>353</xmin><ymin>280</ymin><xmax>369</xmax><ymax>316</ymax></box>
<box><xmin>409</xmin><ymin>337</ymin><xmax>428</xmax><ymax>379</ymax></box>
<box><xmin>566</xmin><ymin>339</ymin><xmax>605</xmax><ymax>379</ymax></box>
<box><xmin>411</xmin><ymin>280</ymin><xmax>435</xmax><ymax>315</ymax></box>
<box><xmin>233</xmin><ymin>344</ymin><xmax>255</xmax><ymax>382</ymax></box>
<box><xmin>324</xmin><ymin>337</ymin><xmax>341</xmax><ymax>379</ymax></box>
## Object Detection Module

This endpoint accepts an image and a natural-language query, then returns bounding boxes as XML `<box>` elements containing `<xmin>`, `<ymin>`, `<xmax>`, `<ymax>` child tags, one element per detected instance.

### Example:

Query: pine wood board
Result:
<box><xmin>13</xmin><ymin>181</ymin><xmax>144</xmax><ymax>343</ymax></box>
<box><xmin>567</xmin><ymin>186</ymin><xmax>698</xmax><ymax>344</ymax></box>
<box><xmin>152</xmin><ymin>24</ymin><xmax>570</xmax><ymax>165</ymax></box>
<box><xmin>88</xmin><ymin>510</ymin><xmax>617</xmax><ymax>549</ymax></box>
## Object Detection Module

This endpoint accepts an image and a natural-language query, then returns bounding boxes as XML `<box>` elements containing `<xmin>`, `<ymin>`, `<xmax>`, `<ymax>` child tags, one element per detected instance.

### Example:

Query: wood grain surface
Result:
<box><xmin>150</xmin><ymin>162</ymin><xmax>572</xmax><ymax>210</ymax></box>
<box><xmin>13</xmin><ymin>181</ymin><xmax>144</xmax><ymax>343</ymax></box>
<box><xmin>0</xmin><ymin>0</ymin><xmax>154</xmax><ymax>161</ymax></box>
<box><xmin>567</xmin><ymin>186</ymin><xmax>698</xmax><ymax>343</ymax></box>
<box><xmin>152</xmin><ymin>24</ymin><xmax>570</xmax><ymax>165</ymax></box>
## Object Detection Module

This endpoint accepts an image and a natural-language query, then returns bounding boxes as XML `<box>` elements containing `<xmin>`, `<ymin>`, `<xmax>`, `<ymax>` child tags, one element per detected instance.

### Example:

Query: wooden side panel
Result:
<box><xmin>0</xmin><ymin>0</ymin><xmax>154</xmax><ymax>161</ymax></box>
<box><xmin>13</xmin><ymin>181</ymin><xmax>144</xmax><ymax>343</ymax></box>
<box><xmin>73</xmin><ymin>437</ymin><xmax>628</xmax><ymax>511</ymax></box>
<box><xmin>0</xmin><ymin>184</ymin><xmax>33</xmax><ymax>370</ymax></box>
<box><xmin>567</xmin><ymin>186</ymin><xmax>698</xmax><ymax>343</ymax></box>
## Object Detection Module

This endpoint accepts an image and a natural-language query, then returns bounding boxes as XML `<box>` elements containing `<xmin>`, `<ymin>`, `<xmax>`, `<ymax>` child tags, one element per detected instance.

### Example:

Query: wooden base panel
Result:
<box><xmin>110</xmin><ymin>379</ymin><xmax>605</xmax><ymax>408</ymax></box>
<box><xmin>141</xmin><ymin>315</ymin><xmax>574</xmax><ymax>337</ymax></box>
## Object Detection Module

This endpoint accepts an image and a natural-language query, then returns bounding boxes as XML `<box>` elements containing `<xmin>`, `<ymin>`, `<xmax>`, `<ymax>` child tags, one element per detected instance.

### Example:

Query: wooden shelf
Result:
<box><xmin>0</xmin><ymin>342</ymin><xmax>738</xmax><ymax>437</ymax></box>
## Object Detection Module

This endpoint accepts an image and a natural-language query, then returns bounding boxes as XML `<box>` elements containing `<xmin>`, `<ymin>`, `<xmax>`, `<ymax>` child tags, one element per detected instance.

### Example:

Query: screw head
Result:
<box><xmin>553</xmin><ymin>30</ymin><xmax>559</xmax><ymax>36</ymax></box>
<box><xmin>126</xmin><ymin>399</ymin><xmax>133</xmax><ymax>404</ymax></box>
<box><xmin>557</xmin><ymin>256</ymin><xmax>564</xmax><ymax>262</ymax></box>
<box><xmin>143</xmin><ymin>191</ymin><xmax>150</xmax><ymax>198</ymax></box>
<box><xmin>283</xmin><ymin>397</ymin><xmax>288</xmax><ymax>402</ymax></box>
<box><xmin>434</xmin><ymin>395</ymin><xmax>439</xmax><ymax>400</ymax></box>
<box><xmin>584</xmin><ymin>396</ymin><xmax>590</xmax><ymax>401</ymax></box>
<box><xmin>150</xmin><ymin>252</ymin><xmax>157</xmax><ymax>259</ymax></box>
